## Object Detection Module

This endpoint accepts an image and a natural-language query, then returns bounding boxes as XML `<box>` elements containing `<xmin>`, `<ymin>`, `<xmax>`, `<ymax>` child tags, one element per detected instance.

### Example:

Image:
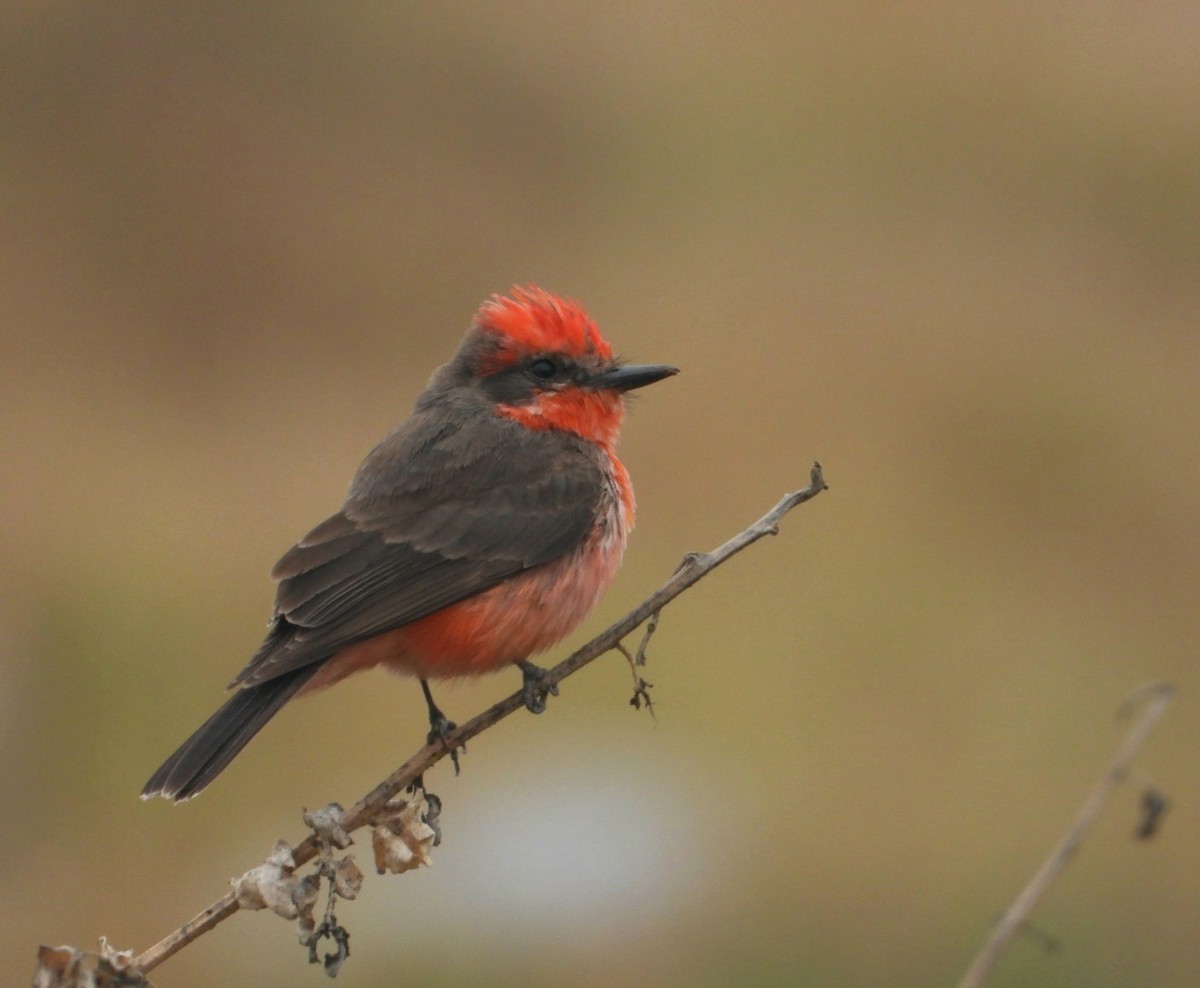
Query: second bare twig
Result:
<box><xmin>957</xmin><ymin>682</ymin><xmax>1174</xmax><ymax>988</ymax></box>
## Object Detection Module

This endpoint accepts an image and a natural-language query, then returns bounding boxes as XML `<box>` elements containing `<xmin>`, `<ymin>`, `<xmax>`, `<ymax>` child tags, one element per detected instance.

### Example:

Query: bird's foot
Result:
<box><xmin>421</xmin><ymin>679</ymin><xmax>464</xmax><ymax>775</ymax></box>
<box><xmin>425</xmin><ymin>713</ymin><xmax>464</xmax><ymax>776</ymax></box>
<box><xmin>517</xmin><ymin>660</ymin><xmax>559</xmax><ymax>714</ymax></box>
<box><xmin>424</xmin><ymin>711</ymin><xmax>458</xmax><ymax>746</ymax></box>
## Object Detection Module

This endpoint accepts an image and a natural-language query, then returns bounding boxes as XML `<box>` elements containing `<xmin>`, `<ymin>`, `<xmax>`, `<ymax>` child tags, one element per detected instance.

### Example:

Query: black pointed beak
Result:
<box><xmin>587</xmin><ymin>363</ymin><xmax>678</xmax><ymax>392</ymax></box>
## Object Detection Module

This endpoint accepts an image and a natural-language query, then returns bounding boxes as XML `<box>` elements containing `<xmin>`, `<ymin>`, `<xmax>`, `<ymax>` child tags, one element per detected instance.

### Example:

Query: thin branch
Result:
<box><xmin>957</xmin><ymin>682</ymin><xmax>1174</xmax><ymax>988</ymax></box>
<box><xmin>131</xmin><ymin>463</ymin><xmax>829</xmax><ymax>976</ymax></box>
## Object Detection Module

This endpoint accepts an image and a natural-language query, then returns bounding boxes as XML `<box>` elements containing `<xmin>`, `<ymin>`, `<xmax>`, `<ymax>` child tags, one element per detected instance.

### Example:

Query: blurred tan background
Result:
<box><xmin>3</xmin><ymin>4</ymin><xmax>1198</xmax><ymax>986</ymax></box>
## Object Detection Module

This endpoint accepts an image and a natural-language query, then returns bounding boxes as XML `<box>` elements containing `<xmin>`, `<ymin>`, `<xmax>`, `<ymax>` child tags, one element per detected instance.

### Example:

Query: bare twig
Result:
<box><xmin>129</xmin><ymin>463</ymin><xmax>829</xmax><ymax>976</ymax></box>
<box><xmin>957</xmin><ymin>682</ymin><xmax>1174</xmax><ymax>988</ymax></box>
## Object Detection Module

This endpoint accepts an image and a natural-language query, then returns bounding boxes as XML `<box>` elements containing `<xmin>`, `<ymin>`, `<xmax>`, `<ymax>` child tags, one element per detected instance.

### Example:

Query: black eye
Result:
<box><xmin>527</xmin><ymin>357</ymin><xmax>558</xmax><ymax>380</ymax></box>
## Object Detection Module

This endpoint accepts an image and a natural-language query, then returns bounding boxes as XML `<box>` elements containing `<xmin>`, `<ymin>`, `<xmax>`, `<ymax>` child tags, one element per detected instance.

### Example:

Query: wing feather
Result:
<box><xmin>230</xmin><ymin>408</ymin><xmax>604</xmax><ymax>688</ymax></box>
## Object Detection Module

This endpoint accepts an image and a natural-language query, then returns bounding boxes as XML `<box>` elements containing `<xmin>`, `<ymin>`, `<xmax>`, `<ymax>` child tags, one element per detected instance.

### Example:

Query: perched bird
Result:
<box><xmin>142</xmin><ymin>287</ymin><xmax>676</xmax><ymax>800</ymax></box>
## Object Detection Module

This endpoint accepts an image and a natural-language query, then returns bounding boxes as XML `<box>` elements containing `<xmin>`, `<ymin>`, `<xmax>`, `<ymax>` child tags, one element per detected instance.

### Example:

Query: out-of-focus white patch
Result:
<box><xmin>360</xmin><ymin>734</ymin><xmax>705</xmax><ymax>943</ymax></box>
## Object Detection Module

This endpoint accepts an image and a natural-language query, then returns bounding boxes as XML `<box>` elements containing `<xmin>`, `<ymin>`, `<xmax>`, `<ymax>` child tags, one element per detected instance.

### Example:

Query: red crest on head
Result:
<box><xmin>474</xmin><ymin>287</ymin><xmax>613</xmax><ymax>369</ymax></box>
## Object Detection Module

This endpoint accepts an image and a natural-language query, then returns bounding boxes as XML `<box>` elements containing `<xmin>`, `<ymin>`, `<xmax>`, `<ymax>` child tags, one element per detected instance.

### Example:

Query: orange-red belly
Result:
<box><xmin>300</xmin><ymin>489</ymin><xmax>630</xmax><ymax>693</ymax></box>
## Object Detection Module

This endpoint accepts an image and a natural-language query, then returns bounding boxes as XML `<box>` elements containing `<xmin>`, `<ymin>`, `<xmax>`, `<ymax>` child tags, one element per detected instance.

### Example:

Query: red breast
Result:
<box><xmin>305</xmin><ymin>445</ymin><xmax>634</xmax><ymax>690</ymax></box>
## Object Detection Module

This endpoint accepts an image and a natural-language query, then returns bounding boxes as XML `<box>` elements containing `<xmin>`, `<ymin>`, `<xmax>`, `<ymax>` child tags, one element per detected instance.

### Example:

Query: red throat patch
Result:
<box><xmin>494</xmin><ymin>387</ymin><xmax>625</xmax><ymax>447</ymax></box>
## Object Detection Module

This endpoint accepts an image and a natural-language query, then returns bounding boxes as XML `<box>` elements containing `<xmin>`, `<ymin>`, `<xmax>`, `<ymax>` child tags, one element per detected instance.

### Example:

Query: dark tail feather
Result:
<box><xmin>141</xmin><ymin>666</ymin><xmax>319</xmax><ymax>801</ymax></box>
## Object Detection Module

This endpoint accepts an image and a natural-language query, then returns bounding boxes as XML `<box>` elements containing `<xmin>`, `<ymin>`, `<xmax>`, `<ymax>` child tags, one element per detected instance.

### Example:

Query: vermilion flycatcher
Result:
<box><xmin>142</xmin><ymin>287</ymin><xmax>676</xmax><ymax>800</ymax></box>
